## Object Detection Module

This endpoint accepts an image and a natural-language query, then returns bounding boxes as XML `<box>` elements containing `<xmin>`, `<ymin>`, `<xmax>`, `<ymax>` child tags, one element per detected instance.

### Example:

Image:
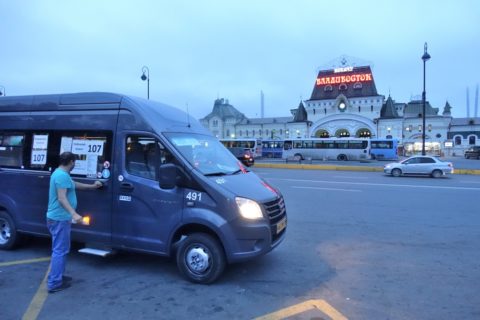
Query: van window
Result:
<box><xmin>0</xmin><ymin>131</ymin><xmax>112</xmax><ymax>176</ymax></box>
<box><xmin>0</xmin><ymin>133</ymin><xmax>24</xmax><ymax>168</ymax></box>
<box><xmin>59</xmin><ymin>132</ymin><xmax>111</xmax><ymax>178</ymax></box>
<box><xmin>165</xmin><ymin>133</ymin><xmax>240</xmax><ymax>175</ymax></box>
<box><xmin>126</xmin><ymin>135</ymin><xmax>174</xmax><ymax>180</ymax></box>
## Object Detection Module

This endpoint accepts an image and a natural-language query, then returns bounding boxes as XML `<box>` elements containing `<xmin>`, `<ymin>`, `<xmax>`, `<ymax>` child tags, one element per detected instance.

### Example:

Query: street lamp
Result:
<box><xmin>421</xmin><ymin>42</ymin><xmax>431</xmax><ymax>155</ymax></box>
<box><xmin>140</xmin><ymin>66</ymin><xmax>150</xmax><ymax>99</ymax></box>
<box><xmin>0</xmin><ymin>85</ymin><xmax>5</xmax><ymax>96</ymax></box>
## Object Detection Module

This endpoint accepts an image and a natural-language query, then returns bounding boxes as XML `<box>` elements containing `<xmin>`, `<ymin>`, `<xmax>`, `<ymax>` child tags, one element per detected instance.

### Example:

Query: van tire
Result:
<box><xmin>337</xmin><ymin>154</ymin><xmax>347</xmax><ymax>161</ymax></box>
<box><xmin>176</xmin><ymin>233</ymin><xmax>226</xmax><ymax>284</ymax></box>
<box><xmin>0</xmin><ymin>211</ymin><xmax>21</xmax><ymax>250</ymax></box>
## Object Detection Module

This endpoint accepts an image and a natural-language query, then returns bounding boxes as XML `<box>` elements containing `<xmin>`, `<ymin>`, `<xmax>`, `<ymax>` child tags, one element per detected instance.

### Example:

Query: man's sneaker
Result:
<box><xmin>62</xmin><ymin>276</ymin><xmax>72</xmax><ymax>282</ymax></box>
<box><xmin>48</xmin><ymin>282</ymin><xmax>71</xmax><ymax>293</ymax></box>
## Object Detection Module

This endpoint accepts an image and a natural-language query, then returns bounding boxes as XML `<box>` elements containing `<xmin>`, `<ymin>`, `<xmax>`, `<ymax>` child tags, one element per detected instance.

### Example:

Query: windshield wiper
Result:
<box><xmin>204</xmin><ymin>172</ymin><xmax>228</xmax><ymax>177</ymax></box>
<box><xmin>230</xmin><ymin>169</ymin><xmax>248</xmax><ymax>175</ymax></box>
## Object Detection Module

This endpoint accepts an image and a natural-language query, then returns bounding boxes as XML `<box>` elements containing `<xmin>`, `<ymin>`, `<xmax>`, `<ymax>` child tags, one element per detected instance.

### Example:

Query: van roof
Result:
<box><xmin>0</xmin><ymin>92</ymin><xmax>210</xmax><ymax>135</ymax></box>
<box><xmin>0</xmin><ymin>92</ymin><xmax>123</xmax><ymax>110</ymax></box>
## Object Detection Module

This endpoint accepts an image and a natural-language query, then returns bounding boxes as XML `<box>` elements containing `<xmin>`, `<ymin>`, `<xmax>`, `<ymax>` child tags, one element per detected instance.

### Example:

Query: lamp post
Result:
<box><xmin>421</xmin><ymin>42</ymin><xmax>431</xmax><ymax>155</ymax></box>
<box><xmin>0</xmin><ymin>85</ymin><xmax>5</xmax><ymax>96</ymax></box>
<box><xmin>140</xmin><ymin>66</ymin><xmax>150</xmax><ymax>99</ymax></box>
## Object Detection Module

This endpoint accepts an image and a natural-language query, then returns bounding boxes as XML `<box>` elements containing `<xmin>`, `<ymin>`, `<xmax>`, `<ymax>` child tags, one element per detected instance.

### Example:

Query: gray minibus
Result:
<box><xmin>0</xmin><ymin>92</ymin><xmax>287</xmax><ymax>283</ymax></box>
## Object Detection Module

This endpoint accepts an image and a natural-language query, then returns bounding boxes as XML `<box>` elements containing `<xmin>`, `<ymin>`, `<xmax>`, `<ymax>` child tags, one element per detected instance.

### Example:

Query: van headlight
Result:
<box><xmin>235</xmin><ymin>197</ymin><xmax>263</xmax><ymax>220</ymax></box>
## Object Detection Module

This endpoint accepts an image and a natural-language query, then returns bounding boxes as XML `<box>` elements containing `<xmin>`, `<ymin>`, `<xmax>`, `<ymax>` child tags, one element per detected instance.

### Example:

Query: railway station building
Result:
<box><xmin>200</xmin><ymin>56</ymin><xmax>479</xmax><ymax>156</ymax></box>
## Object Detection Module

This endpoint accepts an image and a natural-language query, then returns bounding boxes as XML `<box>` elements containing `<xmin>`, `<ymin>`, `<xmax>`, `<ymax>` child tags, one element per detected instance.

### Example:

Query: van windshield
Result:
<box><xmin>165</xmin><ymin>133</ymin><xmax>244</xmax><ymax>175</ymax></box>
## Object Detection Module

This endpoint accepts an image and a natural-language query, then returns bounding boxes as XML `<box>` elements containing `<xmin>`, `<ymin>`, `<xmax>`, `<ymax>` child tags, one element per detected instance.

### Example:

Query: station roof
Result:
<box><xmin>450</xmin><ymin>117</ymin><xmax>480</xmax><ymax>126</ymax></box>
<box><xmin>308</xmin><ymin>66</ymin><xmax>379</xmax><ymax>101</ymax></box>
<box><xmin>403</xmin><ymin>100</ymin><xmax>439</xmax><ymax>117</ymax></box>
<box><xmin>201</xmin><ymin>98</ymin><xmax>246</xmax><ymax>122</ymax></box>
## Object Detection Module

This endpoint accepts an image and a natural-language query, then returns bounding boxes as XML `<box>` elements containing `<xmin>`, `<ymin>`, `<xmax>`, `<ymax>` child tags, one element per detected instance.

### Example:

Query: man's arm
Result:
<box><xmin>74</xmin><ymin>181</ymin><xmax>103</xmax><ymax>190</ymax></box>
<box><xmin>57</xmin><ymin>188</ymin><xmax>82</xmax><ymax>222</ymax></box>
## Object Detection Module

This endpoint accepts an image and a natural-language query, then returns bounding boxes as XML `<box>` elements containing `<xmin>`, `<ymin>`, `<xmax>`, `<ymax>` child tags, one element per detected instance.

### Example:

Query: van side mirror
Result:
<box><xmin>159</xmin><ymin>163</ymin><xmax>177</xmax><ymax>189</ymax></box>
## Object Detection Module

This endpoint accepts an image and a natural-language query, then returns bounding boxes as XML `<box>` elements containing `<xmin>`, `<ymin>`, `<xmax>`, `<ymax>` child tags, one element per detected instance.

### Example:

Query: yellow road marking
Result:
<box><xmin>22</xmin><ymin>264</ymin><xmax>51</xmax><ymax>320</ymax></box>
<box><xmin>0</xmin><ymin>257</ymin><xmax>50</xmax><ymax>267</ymax></box>
<box><xmin>255</xmin><ymin>299</ymin><xmax>348</xmax><ymax>320</ymax></box>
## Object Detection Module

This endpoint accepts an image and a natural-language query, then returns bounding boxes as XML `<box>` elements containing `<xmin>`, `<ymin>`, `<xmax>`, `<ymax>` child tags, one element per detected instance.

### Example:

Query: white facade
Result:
<box><xmin>200</xmin><ymin>57</ymin><xmax>480</xmax><ymax>156</ymax></box>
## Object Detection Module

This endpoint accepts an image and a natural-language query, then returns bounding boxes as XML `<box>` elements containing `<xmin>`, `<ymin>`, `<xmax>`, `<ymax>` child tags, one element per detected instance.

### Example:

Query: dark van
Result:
<box><xmin>0</xmin><ymin>92</ymin><xmax>287</xmax><ymax>283</ymax></box>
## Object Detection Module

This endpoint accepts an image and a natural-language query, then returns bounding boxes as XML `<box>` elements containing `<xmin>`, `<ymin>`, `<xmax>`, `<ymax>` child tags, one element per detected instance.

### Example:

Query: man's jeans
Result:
<box><xmin>47</xmin><ymin>219</ymin><xmax>71</xmax><ymax>290</ymax></box>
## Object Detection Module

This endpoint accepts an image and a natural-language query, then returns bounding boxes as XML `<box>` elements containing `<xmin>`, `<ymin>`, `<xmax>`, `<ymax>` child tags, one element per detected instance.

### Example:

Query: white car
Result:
<box><xmin>384</xmin><ymin>156</ymin><xmax>454</xmax><ymax>178</ymax></box>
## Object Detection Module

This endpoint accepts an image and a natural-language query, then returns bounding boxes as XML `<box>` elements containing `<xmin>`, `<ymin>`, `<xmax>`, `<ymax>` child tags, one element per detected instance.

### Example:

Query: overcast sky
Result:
<box><xmin>1</xmin><ymin>1</ymin><xmax>479</xmax><ymax>119</ymax></box>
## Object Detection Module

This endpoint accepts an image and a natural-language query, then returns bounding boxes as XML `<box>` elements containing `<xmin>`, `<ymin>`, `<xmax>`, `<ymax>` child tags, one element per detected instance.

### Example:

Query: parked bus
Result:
<box><xmin>219</xmin><ymin>138</ymin><xmax>262</xmax><ymax>158</ymax></box>
<box><xmin>283</xmin><ymin>138</ymin><xmax>370</xmax><ymax>161</ymax></box>
<box><xmin>0</xmin><ymin>93</ymin><xmax>287</xmax><ymax>284</ymax></box>
<box><xmin>370</xmin><ymin>139</ymin><xmax>399</xmax><ymax>160</ymax></box>
<box><xmin>261</xmin><ymin>139</ymin><xmax>284</xmax><ymax>158</ymax></box>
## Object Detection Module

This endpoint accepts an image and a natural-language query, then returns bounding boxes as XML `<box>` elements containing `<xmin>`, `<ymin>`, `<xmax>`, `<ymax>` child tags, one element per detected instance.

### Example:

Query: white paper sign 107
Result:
<box><xmin>87</xmin><ymin>141</ymin><xmax>104</xmax><ymax>155</ymax></box>
<box><xmin>31</xmin><ymin>150</ymin><xmax>47</xmax><ymax>165</ymax></box>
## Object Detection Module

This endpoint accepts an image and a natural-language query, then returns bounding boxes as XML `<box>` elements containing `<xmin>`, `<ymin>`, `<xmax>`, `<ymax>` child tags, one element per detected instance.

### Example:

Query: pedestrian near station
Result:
<box><xmin>46</xmin><ymin>152</ymin><xmax>102</xmax><ymax>293</ymax></box>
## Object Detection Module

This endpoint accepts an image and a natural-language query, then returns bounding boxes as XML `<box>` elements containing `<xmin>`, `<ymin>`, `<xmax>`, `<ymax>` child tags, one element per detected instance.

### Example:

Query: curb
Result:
<box><xmin>254</xmin><ymin>163</ymin><xmax>480</xmax><ymax>175</ymax></box>
<box><xmin>454</xmin><ymin>169</ymin><xmax>480</xmax><ymax>175</ymax></box>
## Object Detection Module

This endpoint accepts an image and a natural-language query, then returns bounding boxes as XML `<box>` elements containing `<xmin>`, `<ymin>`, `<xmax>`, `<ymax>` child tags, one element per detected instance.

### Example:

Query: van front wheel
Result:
<box><xmin>0</xmin><ymin>211</ymin><xmax>21</xmax><ymax>250</ymax></box>
<box><xmin>176</xmin><ymin>233</ymin><xmax>226</xmax><ymax>284</ymax></box>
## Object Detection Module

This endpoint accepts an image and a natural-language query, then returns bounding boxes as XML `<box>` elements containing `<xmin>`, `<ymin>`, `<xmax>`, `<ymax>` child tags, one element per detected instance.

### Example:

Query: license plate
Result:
<box><xmin>276</xmin><ymin>217</ymin><xmax>287</xmax><ymax>234</ymax></box>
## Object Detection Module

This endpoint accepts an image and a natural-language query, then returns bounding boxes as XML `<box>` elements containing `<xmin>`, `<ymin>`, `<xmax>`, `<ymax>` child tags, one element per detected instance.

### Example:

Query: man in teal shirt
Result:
<box><xmin>46</xmin><ymin>152</ymin><xmax>102</xmax><ymax>293</ymax></box>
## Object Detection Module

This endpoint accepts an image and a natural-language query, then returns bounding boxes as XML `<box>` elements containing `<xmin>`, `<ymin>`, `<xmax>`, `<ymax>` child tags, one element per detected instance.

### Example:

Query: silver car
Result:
<box><xmin>384</xmin><ymin>156</ymin><xmax>454</xmax><ymax>178</ymax></box>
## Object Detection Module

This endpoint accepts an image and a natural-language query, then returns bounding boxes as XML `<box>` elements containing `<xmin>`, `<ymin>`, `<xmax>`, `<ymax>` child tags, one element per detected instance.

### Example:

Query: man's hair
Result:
<box><xmin>59</xmin><ymin>152</ymin><xmax>78</xmax><ymax>166</ymax></box>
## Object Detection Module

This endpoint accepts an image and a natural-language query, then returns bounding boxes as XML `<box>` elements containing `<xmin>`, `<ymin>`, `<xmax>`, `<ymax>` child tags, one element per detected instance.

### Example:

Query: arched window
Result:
<box><xmin>279</xmin><ymin>129</ymin><xmax>283</xmax><ymax>135</ymax></box>
<box><xmin>259</xmin><ymin>129</ymin><xmax>262</xmax><ymax>135</ymax></box>
<box><xmin>356</xmin><ymin>128</ymin><xmax>371</xmax><ymax>138</ymax></box>
<box><xmin>335</xmin><ymin>129</ymin><xmax>350</xmax><ymax>138</ymax></box>
<box><xmin>315</xmin><ymin>129</ymin><xmax>330</xmax><ymax>138</ymax></box>
<box><xmin>469</xmin><ymin>135</ymin><xmax>476</xmax><ymax>145</ymax></box>
<box><xmin>339</xmin><ymin>84</ymin><xmax>347</xmax><ymax>91</ymax></box>
<box><xmin>324</xmin><ymin>85</ymin><xmax>333</xmax><ymax>92</ymax></box>
<box><xmin>246</xmin><ymin>130</ymin><xmax>249</xmax><ymax>137</ymax></box>
<box><xmin>226</xmin><ymin>129</ymin><xmax>230</xmax><ymax>137</ymax></box>
<box><xmin>353</xmin><ymin>82</ymin><xmax>362</xmax><ymax>89</ymax></box>
<box><xmin>239</xmin><ymin>130</ymin><xmax>243</xmax><ymax>136</ymax></box>
<box><xmin>265</xmin><ymin>129</ymin><xmax>269</xmax><ymax>136</ymax></box>
<box><xmin>454</xmin><ymin>136</ymin><xmax>462</xmax><ymax>145</ymax></box>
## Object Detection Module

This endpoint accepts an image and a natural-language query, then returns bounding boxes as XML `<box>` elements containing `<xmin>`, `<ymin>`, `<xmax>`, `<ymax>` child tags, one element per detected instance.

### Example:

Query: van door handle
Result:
<box><xmin>120</xmin><ymin>182</ymin><xmax>134</xmax><ymax>190</ymax></box>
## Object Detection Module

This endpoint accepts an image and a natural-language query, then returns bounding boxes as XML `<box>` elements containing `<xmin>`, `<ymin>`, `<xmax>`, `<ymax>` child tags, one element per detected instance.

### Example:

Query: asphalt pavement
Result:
<box><xmin>1</xmin><ymin>168</ymin><xmax>479</xmax><ymax>319</ymax></box>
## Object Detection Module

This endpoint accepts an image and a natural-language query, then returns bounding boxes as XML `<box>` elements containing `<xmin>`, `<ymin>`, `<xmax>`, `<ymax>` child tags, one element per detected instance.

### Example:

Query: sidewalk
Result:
<box><xmin>255</xmin><ymin>156</ymin><xmax>480</xmax><ymax>175</ymax></box>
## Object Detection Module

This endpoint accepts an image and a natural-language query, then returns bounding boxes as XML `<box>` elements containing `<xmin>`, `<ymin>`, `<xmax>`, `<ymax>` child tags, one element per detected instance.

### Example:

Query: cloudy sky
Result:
<box><xmin>1</xmin><ymin>1</ymin><xmax>479</xmax><ymax>119</ymax></box>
